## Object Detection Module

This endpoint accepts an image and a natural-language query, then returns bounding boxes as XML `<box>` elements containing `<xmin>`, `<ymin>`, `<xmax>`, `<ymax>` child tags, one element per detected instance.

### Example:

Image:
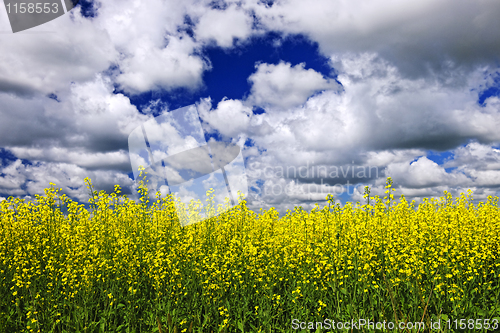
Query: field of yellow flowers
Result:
<box><xmin>1</xmin><ymin>176</ymin><xmax>499</xmax><ymax>332</ymax></box>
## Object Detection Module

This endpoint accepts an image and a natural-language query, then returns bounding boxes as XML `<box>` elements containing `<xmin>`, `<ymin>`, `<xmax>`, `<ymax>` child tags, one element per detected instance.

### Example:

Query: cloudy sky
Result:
<box><xmin>1</xmin><ymin>0</ymin><xmax>500</xmax><ymax>213</ymax></box>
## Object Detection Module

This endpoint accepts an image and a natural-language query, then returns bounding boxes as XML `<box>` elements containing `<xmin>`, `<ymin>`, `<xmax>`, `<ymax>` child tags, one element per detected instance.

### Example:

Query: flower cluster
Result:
<box><xmin>0</xmin><ymin>177</ymin><xmax>499</xmax><ymax>332</ymax></box>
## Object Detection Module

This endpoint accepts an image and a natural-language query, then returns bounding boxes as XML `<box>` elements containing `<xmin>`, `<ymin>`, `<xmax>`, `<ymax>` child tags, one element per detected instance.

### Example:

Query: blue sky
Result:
<box><xmin>1</xmin><ymin>0</ymin><xmax>500</xmax><ymax>212</ymax></box>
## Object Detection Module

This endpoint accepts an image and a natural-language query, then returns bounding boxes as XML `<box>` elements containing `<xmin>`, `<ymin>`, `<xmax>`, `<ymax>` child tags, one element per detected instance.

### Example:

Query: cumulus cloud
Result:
<box><xmin>247</xmin><ymin>61</ymin><xmax>339</xmax><ymax>109</ymax></box>
<box><xmin>114</xmin><ymin>36</ymin><xmax>208</xmax><ymax>94</ymax></box>
<box><xmin>445</xmin><ymin>142</ymin><xmax>500</xmax><ymax>171</ymax></box>
<box><xmin>0</xmin><ymin>75</ymin><xmax>147</xmax><ymax>152</ymax></box>
<box><xmin>0</xmin><ymin>0</ymin><xmax>235</xmax><ymax>97</ymax></box>
<box><xmin>7</xmin><ymin>147</ymin><xmax>130</xmax><ymax>171</ymax></box>
<box><xmin>0</xmin><ymin>74</ymin><xmax>148</xmax><ymax>200</ymax></box>
<box><xmin>194</xmin><ymin>4</ymin><xmax>254</xmax><ymax>47</ymax></box>
<box><xmin>199</xmin><ymin>98</ymin><xmax>254</xmax><ymax>137</ymax></box>
<box><xmin>247</xmin><ymin>0</ymin><xmax>500</xmax><ymax>78</ymax></box>
<box><xmin>1</xmin><ymin>0</ymin><xmax>500</xmax><ymax>213</ymax></box>
<box><xmin>0</xmin><ymin>11</ymin><xmax>117</xmax><ymax>96</ymax></box>
<box><xmin>235</xmin><ymin>54</ymin><xmax>500</xmax><ymax>212</ymax></box>
<box><xmin>386</xmin><ymin>156</ymin><xmax>466</xmax><ymax>189</ymax></box>
<box><xmin>0</xmin><ymin>0</ymin><xmax>224</xmax><ymax>201</ymax></box>
<box><xmin>91</xmin><ymin>0</ymin><xmax>213</xmax><ymax>94</ymax></box>
<box><xmin>0</xmin><ymin>158</ymin><xmax>134</xmax><ymax>202</ymax></box>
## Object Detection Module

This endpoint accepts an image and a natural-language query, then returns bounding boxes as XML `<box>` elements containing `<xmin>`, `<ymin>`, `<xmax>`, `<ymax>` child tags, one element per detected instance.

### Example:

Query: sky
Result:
<box><xmin>1</xmin><ymin>0</ymin><xmax>500</xmax><ymax>214</ymax></box>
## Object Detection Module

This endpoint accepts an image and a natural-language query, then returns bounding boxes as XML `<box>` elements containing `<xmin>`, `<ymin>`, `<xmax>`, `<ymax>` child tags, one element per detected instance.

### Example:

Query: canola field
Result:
<box><xmin>0</xmin><ymin>177</ymin><xmax>499</xmax><ymax>332</ymax></box>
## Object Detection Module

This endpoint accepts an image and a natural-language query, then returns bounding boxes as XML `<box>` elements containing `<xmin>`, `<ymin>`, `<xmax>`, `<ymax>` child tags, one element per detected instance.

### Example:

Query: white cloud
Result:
<box><xmin>2</xmin><ymin>0</ymin><xmax>500</xmax><ymax>213</ymax></box>
<box><xmin>194</xmin><ymin>4</ymin><xmax>254</xmax><ymax>47</ymax></box>
<box><xmin>247</xmin><ymin>61</ymin><xmax>339</xmax><ymax>109</ymax></box>
<box><xmin>241</xmin><ymin>53</ymin><xmax>489</xmax><ymax>180</ymax></box>
<box><xmin>247</xmin><ymin>0</ymin><xmax>500</xmax><ymax>78</ymax></box>
<box><xmin>0</xmin><ymin>0</ymin><xmax>223</xmax><ymax>97</ymax></box>
<box><xmin>364</xmin><ymin>149</ymin><xmax>426</xmax><ymax>167</ymax></box>
<box><xmin>0</xmin><ymin>74</ymin><xmax>147</xmax><ymax>199</ymax></box>
<box><xmin>199</xmin><ymin>98</ymin><xmax>254</xmax><ymax>137</ymax></box>
<box><xmin>3</xmin><ymin>150</ymin><xmax>141</xmax><ymax>204</ymax></box>
<box><xmin>445</xmin><ymin>142</ymin><xmax>500</xmax><ymax>171</ymax></box>
<box><xmin>89</xmin><ymin>0</ymin><xmax>211</xmax><ymax>94</ymax></box>
<box><xmin>7</xmin><ymin>147</ymin><xmax>130</xmax><ymax>171</ymax></box>
<box><xmin>115</xmin><ymin>36</ymin><xmax>208</xmax><ymax>94</ymax></box>
<box><xmin>232</xmin><ymin>54</ymin><xmax>500</xmax><ymax>212</ymax></box>
<box><xmin>386</xmin><ymin>156</ymin><xmax>464</xmax><ymax>188</ymax></box>
<box><xmin>0</xmin><ymin>10</ymin><xmax>117</xmax><ymax>96</ymax></box>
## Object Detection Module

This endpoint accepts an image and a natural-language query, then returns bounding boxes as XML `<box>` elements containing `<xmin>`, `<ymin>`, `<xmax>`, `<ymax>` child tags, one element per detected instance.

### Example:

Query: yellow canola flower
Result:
<box><xmin>0</xmin><ymin>176</ymin><xmax>499</xmax><ymax>331</ymax></box>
